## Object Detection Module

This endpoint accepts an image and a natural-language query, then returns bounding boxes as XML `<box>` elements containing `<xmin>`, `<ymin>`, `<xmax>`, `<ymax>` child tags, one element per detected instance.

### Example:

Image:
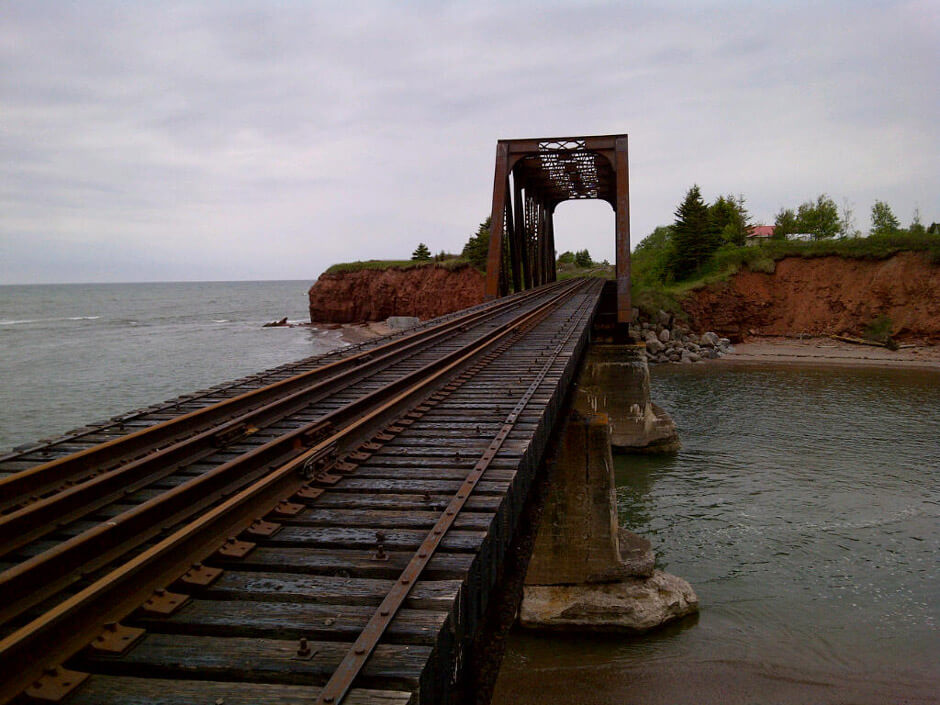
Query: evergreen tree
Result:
<box><xmin>708</xmin><ymin>194</ymin><xmax>750</xmax><ymax>247</ymax></box>
<box><xmin>670</xmin><ymin>185</ymin><xmax>712</xmax><ymax>280</ymax></box>
<box><xmin>870</xmin><ymin>201</ymin><xmax>900</xmax><ymax>237</ymax></box>
<box><xmin>574</xmin><ymin>249</ymin><xmax>593</xmax><ymax>267</ymax></box>
<box><xmin>411</xmin><ymin>242</ymin><xmax>432</xmax><ymax>261</ymax></box>
<box><xmin>908</xmin><ymin>208</ymin><xmax>925</xmax><ymax>236</ymax></box>
<box><xmin>461</xmin><ymin>217</ymin><xmax>491</xmax><ymax>270</ymax></box>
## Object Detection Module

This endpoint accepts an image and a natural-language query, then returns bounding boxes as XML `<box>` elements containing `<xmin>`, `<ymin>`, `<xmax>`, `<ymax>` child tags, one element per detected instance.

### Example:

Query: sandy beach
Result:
<box><xmin>717</xmin><ymin>336</ymin><xmax>940</xmax><ymax>371</ymax></box>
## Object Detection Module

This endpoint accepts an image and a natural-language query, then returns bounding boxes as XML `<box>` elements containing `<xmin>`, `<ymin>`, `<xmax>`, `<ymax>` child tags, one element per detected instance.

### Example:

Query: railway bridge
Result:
<box><xmin>0</xmin><ymin>136</ymin><xmax>661</xmax><ymax>705</ymax></box>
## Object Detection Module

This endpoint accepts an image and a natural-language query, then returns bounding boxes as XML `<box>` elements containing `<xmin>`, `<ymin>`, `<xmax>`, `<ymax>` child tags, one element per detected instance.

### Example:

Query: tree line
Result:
<box><xmin>636</xmin><ymin>186</ymin><xmax>937</xmax><ymax>284</ymax></box>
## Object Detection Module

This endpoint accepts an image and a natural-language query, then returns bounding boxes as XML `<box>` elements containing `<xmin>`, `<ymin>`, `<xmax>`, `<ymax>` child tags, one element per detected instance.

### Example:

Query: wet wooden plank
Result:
<box><xmin>327</xmin><ymin>478</ymin><xmax>509</xmax><ymax>494</ymax></box>
<box><xmin>197</xmin><ymin>571</ymin><xmax>460</xmax><ymax>610</ymax></box>
<box><xmin>349</xmin><ymin>457</ymin><xmax>519</xmax><ymax>470</ymax></box>
<box><xmin>131</xmin><ymin>599</ymin><xmax>447</xmax><ymax>645</ymax></box>
<box><xmin>266</xmin><ymin>526</ymin><xmax>485</xmax><ymax>553</ymax></box>
<box><xmin>76</xmin><ymin>633</ymin><xmax>430</xmax><ymax>688</ymax></box>
<box><xmin>351</xmin><ymin>466</ymin><xmax>515</xmax><ymax>482</ymax></box>
<box><xmin>212</xmin><ymin>547</ymin><xmax>473</xmax><ymax>579</ymax></box>
<box><xmin>308</xmin><ymin>492</ymin><xmax>502</xmax><ymax>512</ymax></box>
<box><xmin>67</xmin><ymin>675</ymin><xmax>412</xmax><ymax>705</ymax></box>
<box><xmin>290</xmin><ymin>507</ymin><xmax>492</xmax><ymax>530</ymax></box>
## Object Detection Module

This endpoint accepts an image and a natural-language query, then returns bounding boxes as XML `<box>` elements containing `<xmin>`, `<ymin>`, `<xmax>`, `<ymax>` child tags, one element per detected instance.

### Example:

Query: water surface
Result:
<box><xmin>493</xmin><ymin>363</ymin><xmax>939</xmax><ymax>704</ymax></box>
<box><xmin>0</xmin><ymin>281</ymin><xmax>341</xmax><ymax>448</ymax></box>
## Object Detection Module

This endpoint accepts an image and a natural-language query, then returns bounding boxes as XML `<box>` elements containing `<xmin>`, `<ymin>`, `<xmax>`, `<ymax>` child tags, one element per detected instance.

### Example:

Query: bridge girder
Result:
<box><xmin>484</xmin><ymin>134</ymin><xmax>632</xmax><ymax>323</ymax></box>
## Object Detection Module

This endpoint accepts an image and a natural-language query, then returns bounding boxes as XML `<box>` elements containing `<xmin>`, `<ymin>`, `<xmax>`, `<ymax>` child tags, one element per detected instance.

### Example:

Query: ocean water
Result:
<box><xmin>0</xmin><ymin>281</ymin><xmax>343</xmax><ymax>449</ymax></box>
<box><xmin>493</xmin><ymin>363</ymin><xmax>940</xmax><ymax>704</ymax></box>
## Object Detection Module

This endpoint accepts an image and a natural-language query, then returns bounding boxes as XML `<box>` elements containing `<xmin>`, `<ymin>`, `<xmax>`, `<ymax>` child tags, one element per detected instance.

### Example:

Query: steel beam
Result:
<box><xmin>614</xmin><ymin>136</ymin><xmax>631</xmax><ymax>322</ymax></box>
<box><xmin>485</xmin><ymin>143</ymin><xmax>510</xmax><ymax>300</ymax></box>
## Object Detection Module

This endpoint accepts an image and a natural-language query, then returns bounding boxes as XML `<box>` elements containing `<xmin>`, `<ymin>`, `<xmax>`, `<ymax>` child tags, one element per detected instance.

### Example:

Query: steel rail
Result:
<box><xmin>0</xmin><ymin>279</ymin><xmax>588</xmax><ymax>704</ymax></box>
<box><xmin>0</xmin><ymin>281</ymin><xmax>573</xmax><ymax>623</ymax></box>
<box><xmin>0</xmin><ymin>287</ymin><xmax>512</xmax><ymax>467</ymax></box>
<box><xmin>0</xmin><ymin>283</ymin><xmax>566</xmax><ymax>557</ymax></box>
<box><xmin>315</xmin><ymin>278</ymin><xmax>601</xmax><ymax>704</ymax></box>
<box><xmin>0</xmin><ymin>307</ymin><xmax>435</xmax><ymax>463</ymax></box>
<box><xmin>0</xmin><ymin>281</ymin><xmax>564</xmax><ymax>513</ymax></box>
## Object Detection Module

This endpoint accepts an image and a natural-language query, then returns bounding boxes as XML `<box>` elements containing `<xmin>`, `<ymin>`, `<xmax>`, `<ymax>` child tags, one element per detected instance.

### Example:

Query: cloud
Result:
<box><xmin>1</xmin><ymin>0</ymin><xmax>937</xmax><ymax>283</ymax></box>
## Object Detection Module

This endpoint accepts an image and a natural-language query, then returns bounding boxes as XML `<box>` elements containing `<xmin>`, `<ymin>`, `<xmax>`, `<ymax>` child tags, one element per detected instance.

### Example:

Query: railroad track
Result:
<box><xmin>0</xmin><ymin>278</ymin><xmax>603</xmax><ymax>704</ymax></box>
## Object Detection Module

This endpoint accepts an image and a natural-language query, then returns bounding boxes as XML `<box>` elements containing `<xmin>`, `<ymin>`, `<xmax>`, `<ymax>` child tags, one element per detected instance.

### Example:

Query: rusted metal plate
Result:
<box><xmin>244</xmin><ymin>519</ymin><xmax>281</xmax><ymax>538</ymax></box>
<box><xmin>294</xmin><ymin>485</ymin><xmax>324</xmax><ymax>501</ymax></box>
<box><xmin>311</xmin><ymin>473</ymin><xmax>342</xmax><ymax>487</ymax></box>
<box><xmin>272</xmin><ymin>500</ymin><xmax>304</xmax><ymax>517</ymax></box>
<box><xmin>179</xmin><ymin>563</ymin><xmax>224</xmax><ymax>587</ymax></box>
<box><xmin>139</xmin><ymin>589</ymin><xmax>189</xmax><ymax>616</ymax></box>
<box><xmin>88</xmin><ymin>623</ymin><xmax>145</xmax><ymax>654</ymax></box>
<box><xmin>25</xmin><ymin>666</ymin><xmax>89</xmax><ymax>702</ymax></box>
<box><xmin>216</xmin><ymin>538</ymin><xmax>256</xmax><ymax>558</ymax></box>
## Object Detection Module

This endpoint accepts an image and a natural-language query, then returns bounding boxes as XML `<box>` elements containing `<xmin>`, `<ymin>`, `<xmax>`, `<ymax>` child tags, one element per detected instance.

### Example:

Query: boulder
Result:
<box><xmin>658</xmin><ymin>328</ymin><xmax>670</xmax><ymax>343</ymax></box>
<box><xmin>520</xmin><ymin>570</ymin><xmax>699</xmax><ymax>633</ymax></box>
<box><xmin>386</xmin><ymin>316</ymin><xmax>420</xmax><ymax>330</ymax></box>
<box><xmin>645</xmin><ymin>338</ymin><xmax>664</xmax><ymax>355</ymax></box>
<box><xmin>701</xmin><ymin>331</ymin><xmax>720</xmax><ymax>346</ymax></box>
<box><xmin>655</xmin><ymin>309</ymin><xmax>671</xmax><ymax>327</ymax></box>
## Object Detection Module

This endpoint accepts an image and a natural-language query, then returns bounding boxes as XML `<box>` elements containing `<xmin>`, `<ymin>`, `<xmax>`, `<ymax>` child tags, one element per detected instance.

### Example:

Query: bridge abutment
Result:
<box><xmin>520</xmin><ymin>344</ymin><xmax>696</xmax><ymax>632</ymax></box>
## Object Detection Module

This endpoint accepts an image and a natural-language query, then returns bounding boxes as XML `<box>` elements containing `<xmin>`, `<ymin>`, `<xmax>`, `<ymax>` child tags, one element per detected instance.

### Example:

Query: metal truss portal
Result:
<box><xmin>484</xmin><ymin>134</ymin><xmax>632</xmax><ymax>323</ymax></box>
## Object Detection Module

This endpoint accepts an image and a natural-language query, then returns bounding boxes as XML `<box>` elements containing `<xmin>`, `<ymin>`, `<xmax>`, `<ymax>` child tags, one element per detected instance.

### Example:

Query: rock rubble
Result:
<box><xmin>631</xmin><ymin>309</ymin><xmax>733</xmax><ymax>364</ymax></box>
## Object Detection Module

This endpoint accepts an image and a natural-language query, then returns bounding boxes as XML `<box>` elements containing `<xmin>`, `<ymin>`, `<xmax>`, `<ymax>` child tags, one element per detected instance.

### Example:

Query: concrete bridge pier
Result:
<box><xmin>520</xmin><ymin>344</ymin><xmax>697</xmax><ymax>632</ymax></box>
<box><xmin>576</xmin><ymin>343</ymin><xmax>681</xmax><ymax>453</ymax></box>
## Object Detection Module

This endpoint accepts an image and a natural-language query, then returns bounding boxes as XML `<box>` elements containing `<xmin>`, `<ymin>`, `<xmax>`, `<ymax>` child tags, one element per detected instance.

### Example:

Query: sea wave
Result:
<box><xmin>1</xmin><ymin>315</ymin><xmax>101</xmax><ymax>326</ymax></box>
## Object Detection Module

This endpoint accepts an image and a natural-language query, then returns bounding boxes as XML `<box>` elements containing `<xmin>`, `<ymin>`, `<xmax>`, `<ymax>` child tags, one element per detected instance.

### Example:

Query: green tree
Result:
<box><xmin>631</xmin><ymin>225</ymin><xmax>676</xmax><ymax>285</ymax></box>
<box><xmin>908</xmin><ymin>208</ymin><xmax>926</xmax><ymax>236</ymax></box>
<box><xmin>796</xmin><ymin>195</ymin><xmax>840</xmax><ymax>240</ymax></box>
<box><xmin>557</xmin><ymin>251</ymin><xmax>575</xmax><ymax>265</ymax></box>
<box><xmin>574</xmin><ymin>249</ymin><xmax>593</xmax><ymax>267</ymax></box>
<box><xmin>774</xmin><ymin>208</ymin><xmax>798</xmax><ymax>239</ymax></box>
<box><xmin>411</xmin><ymin>242</ymin><xmax>432</xmax><ymax>261</ymax></box>
<box><xmin>870</xmin><ymin>201</ymin><xmax>900</xmax><ymax>237</ymax></box>
<box><xmin>461</xmin><ymin>217</ymin><xmax>491</xmax><ymax>270</ymax></box>
<box><xmin>708</xmin><ymin>194</ymin><xmax>750</xmax><ymax>246</ymax></box>
<box><xmin>670</xmin><ymin>185</ymin><xmax>713</xmax><ymax>280</ymax></box>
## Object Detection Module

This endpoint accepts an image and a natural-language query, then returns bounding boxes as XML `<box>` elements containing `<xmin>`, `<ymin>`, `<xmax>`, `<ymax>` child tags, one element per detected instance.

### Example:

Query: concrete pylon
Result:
<box><xmin>520</xmin><ymin>344</ymin><xmax>696</xmax><ymax>632</ymax></box>
<box><xmin>575</xmin><ymin>343</ymin><xmax>680</xmax><ymax>453</ymax></box>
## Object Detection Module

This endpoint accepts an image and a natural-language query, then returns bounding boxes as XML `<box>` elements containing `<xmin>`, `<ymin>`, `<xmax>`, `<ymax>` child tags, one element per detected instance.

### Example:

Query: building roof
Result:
<box><xmin>747</xmin><ymin>225</ymin><xmax>776</xmax><ymax>239</ymax></box>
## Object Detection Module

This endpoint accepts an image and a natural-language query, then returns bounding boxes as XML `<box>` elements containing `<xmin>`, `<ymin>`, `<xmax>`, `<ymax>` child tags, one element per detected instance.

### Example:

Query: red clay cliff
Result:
<box><xmin>308</xmin><ymin>264</ymin><xmax>485</xmax><ymax>323</ymax></box>
<box><xmin>681</xmin><ymin>252</ymin><xmax>940</xmax><ymax>342</ymax></box>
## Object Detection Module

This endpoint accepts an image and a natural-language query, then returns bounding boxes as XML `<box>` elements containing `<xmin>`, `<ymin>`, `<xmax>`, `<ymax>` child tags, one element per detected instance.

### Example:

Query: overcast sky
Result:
<box><xmin>1</xmin><ymin>1</ymin><xmax>937</xmax><ymax>284</ymax></box>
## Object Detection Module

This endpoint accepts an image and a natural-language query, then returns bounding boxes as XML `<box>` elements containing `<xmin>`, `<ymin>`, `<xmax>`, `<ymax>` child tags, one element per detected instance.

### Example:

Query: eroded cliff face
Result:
<box><xmin>681</xmin><ymin>252</ymin><xmax>940</xmax><ymax>342</ymax></box>
<box><xmin>308</xmin><ymin>264</ymin><xmax>486</xmax><ymax>323</ymax></box>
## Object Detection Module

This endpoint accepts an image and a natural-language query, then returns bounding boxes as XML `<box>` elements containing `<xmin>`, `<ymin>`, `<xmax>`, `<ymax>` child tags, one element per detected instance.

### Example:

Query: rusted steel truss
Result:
<box><xmin>484</xmin><ymin>134</ymin><xmax>632</xmax><ymax>322</ymax></box>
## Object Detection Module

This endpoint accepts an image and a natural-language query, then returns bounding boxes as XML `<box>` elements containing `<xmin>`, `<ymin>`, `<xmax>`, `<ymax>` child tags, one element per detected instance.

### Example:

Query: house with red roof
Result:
<box><xmin>746</xmin><ymin>225</ymin><xmax>775</xmax><ymax>245</ymax></box>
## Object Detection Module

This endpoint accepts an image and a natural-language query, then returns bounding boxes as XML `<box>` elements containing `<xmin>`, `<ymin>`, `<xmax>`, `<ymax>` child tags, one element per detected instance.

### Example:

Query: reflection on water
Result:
<box><xmin>492</xmin><ymin>363</ymin><xmax>939</xmax><ymax>705</ymax></box>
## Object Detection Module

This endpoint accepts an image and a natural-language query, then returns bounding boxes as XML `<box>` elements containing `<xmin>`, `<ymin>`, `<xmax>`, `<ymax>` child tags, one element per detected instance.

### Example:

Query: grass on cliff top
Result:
<box><xmin>324</xmin><ymin>257</ymin><xmax>472</xmax><ymax>275</ymax></box>
<box><xmin>630</xmin><ymin>231</ymin><xmax>940</xmax><ymax>319</ymax></box>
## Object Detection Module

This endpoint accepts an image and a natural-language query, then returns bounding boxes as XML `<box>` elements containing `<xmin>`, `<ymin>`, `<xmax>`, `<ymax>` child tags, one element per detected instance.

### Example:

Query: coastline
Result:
<box><xmin>308</xmin><ymin>320</ymin><xmax>393</xmax><ymax>345</ymax></box>
<box><xmin>715</xmin><ymin>336</ymin><xmax>940</xmax><ymax>371</ymax></box>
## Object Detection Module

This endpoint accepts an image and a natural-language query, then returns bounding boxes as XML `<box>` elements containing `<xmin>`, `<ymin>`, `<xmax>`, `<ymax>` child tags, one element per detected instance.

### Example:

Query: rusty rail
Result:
<box><xmin>0</xmin><ymin>279</ymin><xmax>593</xmax><ymax>704</ymax></box>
